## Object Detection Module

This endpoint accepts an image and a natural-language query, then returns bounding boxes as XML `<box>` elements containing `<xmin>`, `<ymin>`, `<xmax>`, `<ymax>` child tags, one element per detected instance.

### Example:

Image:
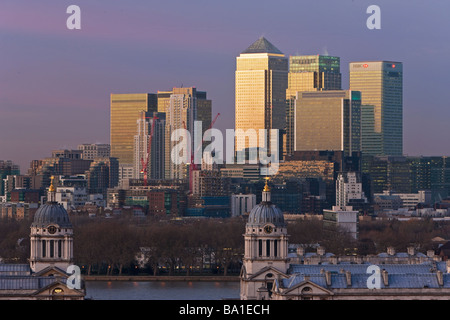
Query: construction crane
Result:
<box><xmin>140</xmin><ymin>114</ymin><xmax>158</xmax><ymax>186</ymax></box>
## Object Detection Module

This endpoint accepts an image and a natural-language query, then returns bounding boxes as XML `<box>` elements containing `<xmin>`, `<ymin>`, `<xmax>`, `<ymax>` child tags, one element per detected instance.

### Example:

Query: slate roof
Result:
<box><xmin>0</xmin><ymin>276</ymin><xmax>61</xmax><ymax>290</ymax></box>
<box><xmin>283</xmin><ymin>262</ymin><xmax>446</xmax><ymax>290</ymax></box>
<box><xmin>241</xmin><ymin>37</ymin><xmax>283</xmax><ymax>54</ymax></box>
<box><xmin>0</xmin><ymin>264</ymin><xmax>31</xmax><ymax>276</ymax></box>
<box><xmin>289</xmin><ymin>262</ymin><xmax>435</xmax><ymax>275</ymax></box>
<box><xmin>282</xmin><ymin>272</ymin><xmax>443</xmax><ymax>289</ymax></box>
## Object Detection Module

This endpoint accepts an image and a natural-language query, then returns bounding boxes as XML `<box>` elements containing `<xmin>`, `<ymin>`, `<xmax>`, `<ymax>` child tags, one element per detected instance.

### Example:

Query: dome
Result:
<box><xmin>248</xmin><ymin>202</ymin><xmax>285</xmax><ymax>227</ymax></box>
<box><xmin>32</xmin><ymin>202</ymin><xmax>72</xmax><ymax>228</ymax></box>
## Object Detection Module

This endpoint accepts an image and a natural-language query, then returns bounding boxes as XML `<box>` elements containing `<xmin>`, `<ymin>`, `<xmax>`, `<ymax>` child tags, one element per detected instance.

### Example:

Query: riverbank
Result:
<box><xmin>83</xmin><ymin>275</ymin><xmax>240</xmax><ymax>282</ymax></box>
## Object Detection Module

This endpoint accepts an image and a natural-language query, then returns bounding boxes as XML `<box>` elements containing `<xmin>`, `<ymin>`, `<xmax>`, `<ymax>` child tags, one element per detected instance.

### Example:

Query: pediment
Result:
<box><xmin>34</xmin><ymin>266</ymin><xmax>68</xmax><ymax>278</ymax></box>
<box><xmin>281</xmin><ymin>279</ymin><xmax>334</xmax><ymax>297</ymax></box>
<box><xmin>32</xmin><ymin>280</ymin><xmax>85</xmax><ymax>299</ymax></box>
<box><xmin>248</xmin><ymin>266</ymin><xmax>289</xmax><ymax>281</ymax></box>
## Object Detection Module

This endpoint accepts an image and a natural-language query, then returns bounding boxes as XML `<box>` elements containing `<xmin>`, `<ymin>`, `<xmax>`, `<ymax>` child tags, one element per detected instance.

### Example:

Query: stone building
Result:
<box><xmin>0</xmin><ymin>178</ymin><xmax>85</xmax><ymax>300</ymax></box>
<box><xmin>240</xmin><ymin>181</ymin><xmax>450</xmax><ymax>300</ymax></box>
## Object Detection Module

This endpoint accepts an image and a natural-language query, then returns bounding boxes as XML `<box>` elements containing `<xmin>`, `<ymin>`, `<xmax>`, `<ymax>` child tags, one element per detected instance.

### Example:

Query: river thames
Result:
<box><xmin>85</xmin><ymin>281</ymin><xmax>240</xmax><ymax>300</ymax></box>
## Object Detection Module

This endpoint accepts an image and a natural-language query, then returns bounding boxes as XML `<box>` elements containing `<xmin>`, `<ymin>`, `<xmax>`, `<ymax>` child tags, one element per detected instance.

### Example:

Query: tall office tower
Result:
<box><xmin>158</xmin><ymin>87</ymin><xmax>211</xmax><ymax>136</ymax></box>
<box><xmin>133</xmin><ymin>111</ymin><xmax>166</xmax><ymax>181</ymax></box>
<box><xmin>235</xmin><ymin>37</ymin><xmax>288</xmax><ymax>154</ymax></box>
<box><xmin>77</xmin><ymin>144</ymin><xmax>110</xmax><ymax>160</ymax></box>
<box><xmin>110</xmin><ymin>93</ymin><xmax>157</xmax><ymax>166</ymax></box>
<box><xmin>285</xmin><ymin>55</ymin><xmax>342</xmax><ymax>157</ymax></box>
<box><xmin>349</xmin><ymin>61</ymin><xmax>403</xmax><ymax>156</ymax></box>
<box><xmin>294</xmin><ymin>90</ymin><xmax>361</xmax><ymax>156</ymax></box>
<box><xmin>165</xmin><ymin>93</ymin><xmax>197</xmax><ymax>180</ymax></box>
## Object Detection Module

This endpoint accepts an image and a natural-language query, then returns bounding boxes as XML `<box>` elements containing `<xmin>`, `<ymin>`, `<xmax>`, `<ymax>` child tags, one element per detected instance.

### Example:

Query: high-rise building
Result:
<box><xmin>110</xmin><ymin>93</ymin><xmax>157</xmax><ymax>166</ymax></box>
<box><xmin>158</xmin><ymin>87</ymin><xmax>212</xmax><ymax>146</ymax></box>
<box><xmin>78</xmin><ymin>144</ymin><xmax>110</xmax><ymax>160</ymax></box>
<box><xmin>0</xmin><ymin>160</ymin><xmax>20</xmax><ymax>197</ymax></box>
<box><xmin>349</xmin><ymin>61</ymin><xmax>403</xmax><ymax>156</ymax></box>
<box><xmin>133</xmin><ymin>111</ymin><xmax>166</xmax><ymax>181</ymax></box>
<box><xmin>157</xmin><ymin>87</ymin><xmax>212</xmax><ymax>180</ymax></box>
<box><xmin>285</xmin><ymin>55</ymin><xmax>342</xmax><ymax>157</ymax></box>
<box><xmin>235</xmin><ymin>37</ymin><xmax>288</xmax><ymax>154</ymax></box>
<box><xmin>165</xmin><ymin>92</ymin><xmax>197</xmax><ymax>180</ymax></box>
<box><xmin>294</xmin><ymin>90</ymin><xmax>361</xmax><ymax>156</ymax></box>
<box><xmin>336</xmin><ymin>172</ymin><xmax>367</xmax><ymax>208</ymax></box>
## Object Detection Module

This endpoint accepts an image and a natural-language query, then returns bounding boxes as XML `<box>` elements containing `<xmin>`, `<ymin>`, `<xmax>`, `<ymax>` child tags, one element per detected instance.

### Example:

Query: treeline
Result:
<box><xmin>71</xmin><ymin>216</ymin><xmax>245</xmax><ymax>276</ymax></box>
<box><xmin>1</xmin><ymin>216</ymin><xmax>450</xmax><ymax>275</ymax></box>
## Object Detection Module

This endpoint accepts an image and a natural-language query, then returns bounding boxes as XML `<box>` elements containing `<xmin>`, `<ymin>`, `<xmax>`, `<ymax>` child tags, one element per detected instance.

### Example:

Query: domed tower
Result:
<box><xmin>30</xmin><ymin>176</ymin><xmax>74</xmax><ymax>273</ymax></box>
<box><xmin>241</xmin><ymin>178</ymin><xmax>289</xmax><ymax>299</ymax></box>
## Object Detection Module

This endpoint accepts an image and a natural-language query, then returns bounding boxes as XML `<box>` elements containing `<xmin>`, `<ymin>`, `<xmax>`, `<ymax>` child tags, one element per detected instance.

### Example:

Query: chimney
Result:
<box><xmin>407</xmin><ymin>246</ymin><xmax>415</xmax><ymax>256</ymax></box>
<box><xmin>296</xmin><ymin>247</ymin><xmax>305</xmax><ymax>256</ymax></box>
<box><xmin>387</xmin><ymin>246</ymin><xmax>395</xmax><ymax>256</ymax></box>
<box><xmin>437</xmin><ymin>270</ymin><xmax>444</xmax><ymax>286</ymax></box>
<box><xmin>427</xmin><ymin>250</ymin><xmax>435</xmax><ymax>258</ymax></box>
<box><xmin>325</xmin><ymin>271</ymin><xmax>332</xmax><ymax>286</ymax></box>
<box><xmin>345</xmin><ymin>271</ymin><xmax>352</xmax><ymax>287</ymax></box>
<box><xmin>317</xmin><ymin>246</ymin><xmax>325</xmax><ymax>256</ymax></box>
<box><xmin>381</xmin><ymin>269</ymin><xmax>388</xmax><ymax>287</ymax></box>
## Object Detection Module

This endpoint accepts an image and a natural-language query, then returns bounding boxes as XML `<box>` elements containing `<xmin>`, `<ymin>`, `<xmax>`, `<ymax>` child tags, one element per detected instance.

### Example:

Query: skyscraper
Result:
<box><xmin>165</xmin><ymin>92</ymin><xmax>197</xmax><ymax>180</ymax></box>
<box><xmin>110</xmin><ymin>93</ymin><xmax>157</xmax><ymax>166</ymax></box>
<box><xmin>235</xmin><ymin>37</ymin><xmax>288</xmax><ymax>154</ymax></box>
<box><xmin>294</xmin><ymin>90</ymin><xmax>361</xmax><ymax>156</ymax></box>
<box><xmin>349</xmin><ymin>61</ymin><xmax>403</xmax><ymax>156</ymax></box>
<box><xmin>133</xmin><ymin>111</ymin><xmax>166</xmax><ymax>181</ymax></box>
<box><xmin>285</xmin><ymin>55</ymin><xmax>342</xmax><ymax>157</ymax></box>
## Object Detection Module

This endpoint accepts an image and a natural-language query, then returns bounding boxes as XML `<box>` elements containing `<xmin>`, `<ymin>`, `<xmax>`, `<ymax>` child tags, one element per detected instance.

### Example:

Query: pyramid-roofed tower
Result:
<box><xmin>241</xmin><ymin>36</ymin><xmax>283</xmax><ymax>54</ymax></box>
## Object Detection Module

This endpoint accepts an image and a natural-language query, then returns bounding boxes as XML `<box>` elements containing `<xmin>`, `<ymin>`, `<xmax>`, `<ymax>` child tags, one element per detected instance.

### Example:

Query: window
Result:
<box><xmin>42</xmin><ymin>240</ymin><xmax>46</xmax><ymax>257</ymax></box>
<box><xmin>274</xmin><ymin>240</ymin><xmax>278</xmax><ymax>257</ymax></box>
<box><xmin>50</xmin><ymin>240</ymin><xmax>54</xmax><ymax>258</ymax></box>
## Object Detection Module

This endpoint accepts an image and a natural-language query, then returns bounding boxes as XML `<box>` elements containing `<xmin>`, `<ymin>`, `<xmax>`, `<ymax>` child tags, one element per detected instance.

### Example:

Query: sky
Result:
<box><xmin>1</xmin><ymin>0</ymin><xmax>450</xmax><ymax>172</ymax></box>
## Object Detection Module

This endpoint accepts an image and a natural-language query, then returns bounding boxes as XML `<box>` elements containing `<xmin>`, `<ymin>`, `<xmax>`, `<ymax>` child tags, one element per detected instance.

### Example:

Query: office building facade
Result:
<box><xmin>349</xmin><ymin>61</ymin><xmax>403</xmax><ymax>156</ymax></box>
<box><xmin>294</xmin><ymin>90</ymin><xmax>361</xmax><ymax>156</ymax></box>
<box><xmin>133</xmin><ymin>111</ymin><xmax>166</xmax><ymax>181</ymax></box>
<box><xmin>285</xmin><ymin>55</ymin><xmax>342</xmax><ymax>157</ymax></box>
<box><xmin>235</xmin><ymin>37</ymin><xmax>288</xmax><ymax>154</ymax></box>
<box><xmin>110</xmin><ymin>93</ymin><xmax>157</xmax><ymax>166</ymax></box>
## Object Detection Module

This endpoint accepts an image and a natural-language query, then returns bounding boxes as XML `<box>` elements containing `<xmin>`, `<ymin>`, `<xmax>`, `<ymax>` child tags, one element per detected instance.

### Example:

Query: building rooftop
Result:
<box><xmin>241</xmin><ymin>37</ymin><xmax>283</xmax><ymax>55</ymax></box>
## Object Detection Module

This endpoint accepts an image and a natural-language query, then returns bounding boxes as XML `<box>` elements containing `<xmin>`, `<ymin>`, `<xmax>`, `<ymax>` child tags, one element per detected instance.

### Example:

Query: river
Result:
<box><xmin>84</xmin><ymin>281</ymin><xmax>240</xmax><ymax>300</ymax></box>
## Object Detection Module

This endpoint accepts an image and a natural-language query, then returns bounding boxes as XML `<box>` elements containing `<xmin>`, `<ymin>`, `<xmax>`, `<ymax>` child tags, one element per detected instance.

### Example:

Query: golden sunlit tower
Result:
<box><xmin>285</xmin><ymin>55</ymin><xmax>342</xmax><ymax>157</ymax></box>
<box><xmin>294</xmin><ymin>90</ymin><xmax>361</xmax><ymax>156</ymax></box>
<box><xmin>235</xmin><ymin>37</ymin><xmax>288</xmax><ymax>156</ymax></box>
<box><xmin>110</xmin><ymin>93</ymin><xmax>157</xmax><ymax>166</ymax></box>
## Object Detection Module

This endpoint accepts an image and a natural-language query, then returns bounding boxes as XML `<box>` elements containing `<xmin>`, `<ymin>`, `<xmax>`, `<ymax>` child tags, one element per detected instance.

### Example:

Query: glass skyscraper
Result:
<box><xmin>294</xmin><ymin>90</ymin><xmax>361</xmax><ymax>156</ymax></box>
<box><xmin>110</xmin><ymin>93</ymin><xmax>157</xmax><ymax>166</ymax></box>
<box><xmin>286</xmin><ymin>55</ymin><xmax>342</xmax><ymax>157</ymax></box>
<box><xmin>235</xmin><ymin>37</ymin><xmax>288</xmax><ymax>154</ymax></box>
<box><xmin>349</xmin><ymin>61</ymin><xmax>403</xmax><ymax>156</ymax></box>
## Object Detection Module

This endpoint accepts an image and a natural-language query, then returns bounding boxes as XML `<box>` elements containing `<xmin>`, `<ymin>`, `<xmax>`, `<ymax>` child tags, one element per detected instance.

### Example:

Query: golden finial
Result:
<box><xmin>263</xmin><ymin>177</ymin><xmax>270</xmax><ymax>192</ymax></box>
<box><xmin>49</xmin><ymin>176</ymin><xmax>56</xmax><ymax>193</ymax></box>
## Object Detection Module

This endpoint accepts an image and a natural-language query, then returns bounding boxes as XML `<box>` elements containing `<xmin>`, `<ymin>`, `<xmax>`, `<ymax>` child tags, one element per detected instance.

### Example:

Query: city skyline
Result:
<box><xmin>1</xmin><ymin>0</ymin><xmax>450</xmax><ymax>171</ymax></box>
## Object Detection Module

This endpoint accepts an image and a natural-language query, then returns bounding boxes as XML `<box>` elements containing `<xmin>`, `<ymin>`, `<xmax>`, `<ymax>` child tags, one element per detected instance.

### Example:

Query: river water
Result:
<box><xmin>85</xmin><ymin>281</ymin><xmax>240</xmax><ymax>300</ymax></box>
